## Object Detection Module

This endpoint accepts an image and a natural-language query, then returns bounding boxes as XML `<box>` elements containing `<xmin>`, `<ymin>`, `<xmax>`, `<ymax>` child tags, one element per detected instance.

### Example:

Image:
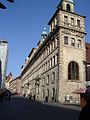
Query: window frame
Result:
<box><xmin>71</xmin><ymin>17</ymin><xmax>74</xmax><ymax>26</ymax></box>
<box><xmin>71</xmin><ymin>38</ymin><xmax>75</xmax><ymax>46</ymax></box>
<box><xmin>64</xmin><ymin>36</ymin><xmax>68</xmax><ymax>45</ymax></box>
<box><xmin>68</xmin><ymin>61</ymin><xmax>79</xmax><ymax>80</ymax></box>
<box><xmin>66</xmin><ymin>4</ymin><xmax>71</xmax><ymax>12</ymax></box>
<box><xmin>77</xmin><ymin>19</ymin><xmax>80</xmax><ymax>27</ymax></box>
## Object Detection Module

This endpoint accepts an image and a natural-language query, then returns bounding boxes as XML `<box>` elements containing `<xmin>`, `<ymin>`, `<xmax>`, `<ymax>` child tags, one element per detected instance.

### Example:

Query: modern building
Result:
<box><xmin>21</xmin><ymin>0</ymin><xmax>87</xmax><ymax>102</ymax></box>
<box><xmin>0</xmin><ymin>40</ymin><xmax>8</xmax><ymax>88</ymax></box>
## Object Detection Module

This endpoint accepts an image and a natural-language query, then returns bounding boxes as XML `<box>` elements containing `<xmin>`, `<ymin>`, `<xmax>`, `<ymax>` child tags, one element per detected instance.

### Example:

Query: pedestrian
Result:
<box><xmin>0</xmin><ymin>92</ymin><xmax>5</xmax><ymax>102</ymax></box>
<box><xmin>52</xmin><ymin>96</ymin><xmax>54</xmax><ymax>102</ymax></box>
<box><xmin>45</xmin><ymin>96</ymin><xmax>48</xmax><ymax>102</ymax></box>
<box><xmin>78</xmin><ymin>87</ymin><xmax>90</xmax><ymax>120</ymax></box>
<box><xmin>28</xmin><ymin>93</ymin><xmax>32</xmax><ymax>100</ymax></box>
<box><xmin>8</xmin><ymin>90</ymin><xmax>12</xmax><ymax>100</ymax></box>
<box><xmin>33</xmin><ymin>95</ymin><xmax>35</xmax><ymax>101</ymax></box>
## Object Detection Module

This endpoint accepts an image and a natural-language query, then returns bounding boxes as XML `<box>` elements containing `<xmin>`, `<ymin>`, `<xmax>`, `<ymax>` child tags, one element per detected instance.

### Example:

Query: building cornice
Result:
<box><xmin>48</xmin><ymin>8</ymin><xmax>86</xmax><ymax>25</ymax></box>
<box><xmin>21</xmin><ymin>25</ymin><xmax>59</xmax><ymax>76</ymax></box>
<box><xmin>60</xmin><ymin>25</ymin><xmax>87</xmax><ymax>35</ymax></box>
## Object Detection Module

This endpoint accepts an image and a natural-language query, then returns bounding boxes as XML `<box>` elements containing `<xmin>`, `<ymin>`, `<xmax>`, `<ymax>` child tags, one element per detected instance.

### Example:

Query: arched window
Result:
<box><xmin>66</xmin><ymin>4</ymin><xmax>71</xmax><ymax>12</ymax></box>
<box><xmin>42</xmin><ymin>90</ymin><xmax>45</xmax><ymax>99</ymax></box>
<box><xmin>47</xmin><ymin>89</ymin><xmax>49</xmax><ymax>97</ymax></box>
<box><xmin>68</xmin><ymin>61</ymin><xmax>79</xmax><ymax>80</ymax></box>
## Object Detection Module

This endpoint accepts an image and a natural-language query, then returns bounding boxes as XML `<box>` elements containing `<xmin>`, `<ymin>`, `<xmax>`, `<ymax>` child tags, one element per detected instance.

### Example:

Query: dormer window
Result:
<box><xmin>66</xmin><ymin>4</ymin><xmax>71</xmax><ymax>12</ymax></box>
<box><xmin>51</xmin><ymin>22</ymin><xmax>54</xmax><ymax>31</ymax></box>
<box><xmin>54</xmin><ymin>17</ymin><xmax>57</xmax><ymax>27</ymax></box>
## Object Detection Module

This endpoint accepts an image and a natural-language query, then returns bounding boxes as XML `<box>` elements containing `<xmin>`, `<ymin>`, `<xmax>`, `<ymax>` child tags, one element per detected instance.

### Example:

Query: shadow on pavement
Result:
<box><xmin>0</xmin><ymin>96</ymin><xmax>80</xmax><ymax>120</ymax></box>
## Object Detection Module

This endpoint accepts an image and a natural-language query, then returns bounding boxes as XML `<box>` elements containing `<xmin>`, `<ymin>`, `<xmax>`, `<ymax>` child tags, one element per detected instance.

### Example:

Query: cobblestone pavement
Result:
<box><xmin>0</xmin><ymin>96</ymin><xmax>81</xmax><ymax>120</ymax></box>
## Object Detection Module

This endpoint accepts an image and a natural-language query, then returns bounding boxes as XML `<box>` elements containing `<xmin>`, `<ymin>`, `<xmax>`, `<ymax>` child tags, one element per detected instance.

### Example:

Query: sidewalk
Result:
<box><xmin>38</xmin><ymin>100</ymin><xmax>81</xmax><ymax>111</ymax></box>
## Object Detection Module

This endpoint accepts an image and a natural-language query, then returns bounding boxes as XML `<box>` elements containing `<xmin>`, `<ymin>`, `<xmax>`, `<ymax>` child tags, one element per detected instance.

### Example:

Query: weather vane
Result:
<box><xmin>0</xmin><ymin>0</ymin><xmax>15</xmax><ymax>9</ymax></box>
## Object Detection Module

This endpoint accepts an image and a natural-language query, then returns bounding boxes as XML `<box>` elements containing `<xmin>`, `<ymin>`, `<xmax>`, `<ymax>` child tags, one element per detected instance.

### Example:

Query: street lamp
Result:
<box><xmin>0</xmin><ymin>0</ymin><xmax>15</xmax><ymax>9</ymax></box>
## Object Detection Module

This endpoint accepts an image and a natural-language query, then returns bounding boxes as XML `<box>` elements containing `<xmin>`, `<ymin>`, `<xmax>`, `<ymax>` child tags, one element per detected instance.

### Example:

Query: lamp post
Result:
<box><xmin>0</xmin><ymin>0</ymin><xmax>15</xmax><ymax>9</ymax></box>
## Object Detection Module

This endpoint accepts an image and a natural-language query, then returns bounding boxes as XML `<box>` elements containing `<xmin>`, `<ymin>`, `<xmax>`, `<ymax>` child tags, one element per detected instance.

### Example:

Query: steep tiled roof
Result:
<box><xmin>86</xmin><ymin>43</ymin><xmax>90</xmax><ymax>64</ymax></box>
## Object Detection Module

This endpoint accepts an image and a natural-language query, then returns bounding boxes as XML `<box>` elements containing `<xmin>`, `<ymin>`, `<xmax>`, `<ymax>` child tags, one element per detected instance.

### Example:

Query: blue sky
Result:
<box><xmin>0</xmin><ymin>0</ymin><xmax>90</xmax><ymax>78</ymax></box>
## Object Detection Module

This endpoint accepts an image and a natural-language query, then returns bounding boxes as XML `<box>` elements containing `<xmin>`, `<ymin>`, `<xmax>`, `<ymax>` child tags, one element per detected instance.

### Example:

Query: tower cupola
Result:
<box><xmin>60</xmin><ymin>0</ymin><xmax>75</xmax><ymax>12</ymax></box>
<box><xmin>41</xmin><ymin>27</ymin><xmax>47</xmax><ymax>43</ymax></box>
<box><xmin>66</xmin><ymin>0</ymin><xmax>73</xmax><ymax>3</ymax></box>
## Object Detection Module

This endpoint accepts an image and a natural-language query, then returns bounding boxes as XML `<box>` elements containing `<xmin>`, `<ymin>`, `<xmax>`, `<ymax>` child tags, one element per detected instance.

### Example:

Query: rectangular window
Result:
<box><xmin>48</xmin><ymin>47</ymin><xmax>49</xmax><ymax>55</ymax></box>
<box><xmin>55</xmin><ymin>38</ymin><xmax>58</xmax><ymax>47</ymax></box>
<box><xmin>71</xmin><ymin>18</ymin><xmax>74</xmax><ymax>25</ymax></box>
<box><xmin>54</xmin><ymin>17</ymin><xmax>57</xmax><ymax>26</ymax></box>
<box><xmin>64</xmin><ymin>16</ymin><xmax>68</xmax><ymax>24</ymax></box>
<box><xmin>64</xmin><ymin>36</ymin><xmax>68</xmax><ymax>45</ymax></box>
<box><xmin>77</xmin><ymin>19</ymin><xmax>80</xmax><ymax>27</ymax></box>
<box><xmin>56</xmin><ymin>54</ymin><xmax>58</xmax><ymax>64</ymax></box>
<box><xmin>44</xmin><ymin>64</ymin><xmax>45</xmax><ymax>72</ymax></box>
<box><xmin>46</xmin><ymin>62</ymin><xmax>47</xmax><ymax>71</ymax></box>
<box><xmin>48</xmin><ymin>60</ymin><xmax>50</xmax><ymax>69</ymax></box>
<box><xmin>53</xmin><ymin>56</ymin><xmax>55</xmax><ymax>66</ymax></box>
<box><xmin>50</xmin><ymin>44</ymin><xmax>52</xmax><ymax>52</ymax></box>
<box><xmin>42</xmin><ymin>77</ymin><xmax>45</xmax><ymax>86</ymax></box>
<box><xmin>71</xmin><ymin>38</ymin><xmax>75</xmax><ymax>46</ymax></box>
<box><xmin>50</xmin><ymin>58</ymin><xmax>52</xmax><ymax>68</ymax></box>
<box><xmin>53</xmin><ymin>40</ymin><xmax>55</xmax><ymax>49</ymax></box>
<box><xmin>50</xmin><ymin>22</ymin><xmax>54</xmax><ymax>31</ymax></box>
<box><xmin>52</xmin><ymin>72</ymin><xmax>55</xmax><ymax>82</ymax></box>
<box><xmin>53</xmin><ymin>17</ymin><xmax>57</xmax><ymax>27</ymax></box>
<box><xmin>77</xmin><ymin>39</ymin><xmax>81</xmax><ymax>48</ymax></box>
<box><xmin>47</xmin><ymin>75</ymin><xmax>49</xmax><ymax>84</ymax></box>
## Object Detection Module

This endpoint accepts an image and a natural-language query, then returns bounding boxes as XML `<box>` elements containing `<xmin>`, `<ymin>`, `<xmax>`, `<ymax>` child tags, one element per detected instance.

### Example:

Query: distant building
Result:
<box><xmin>86</xmin><ymin>43</ymin><xmax>90</xmax><ymax>86</ymax></box>
<box><xmin>6</xmin><ymin>75</ymin><xmax>21</xmax><ymax>95</ymax></box>
<box><xmin>14</xmin><ymin>76</ymin><xmax>21</xmax><ymax>95</ymax></box>
<box><xmin>0</xmin><ymin>40</ymin><xmax>8</xmax><ymax>88</ymax></box>
<box><xmin>21</xmin><ymin>0</ymin><xmax>87</xmax><ymax>102</ymax></box>
<box><xmin>5</xmin><ymin>72</ymin><xmax>14</xmax><ymax>90</ymax></box>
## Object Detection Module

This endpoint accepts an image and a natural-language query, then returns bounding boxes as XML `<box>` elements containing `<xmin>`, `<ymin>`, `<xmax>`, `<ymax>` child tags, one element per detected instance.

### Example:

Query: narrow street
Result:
<box><xmin>0</xmin><ymin>96</ymin><xmax>80</xmax><ymax>120</ymax></box>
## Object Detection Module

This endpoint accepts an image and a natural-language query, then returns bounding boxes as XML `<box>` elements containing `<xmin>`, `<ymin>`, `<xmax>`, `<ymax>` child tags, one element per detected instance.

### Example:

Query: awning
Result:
<box><xmin>72</xmin><ymin>88</ymin><xmax>87</xmax><ymax>94</ymax></box>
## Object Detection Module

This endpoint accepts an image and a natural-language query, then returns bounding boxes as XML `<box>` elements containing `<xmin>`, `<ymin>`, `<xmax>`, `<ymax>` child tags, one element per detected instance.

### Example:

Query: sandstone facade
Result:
<box><xmin>21</xmin><ymin>0</ymin><xmax>86</xmax><ymax>103</ymax></box>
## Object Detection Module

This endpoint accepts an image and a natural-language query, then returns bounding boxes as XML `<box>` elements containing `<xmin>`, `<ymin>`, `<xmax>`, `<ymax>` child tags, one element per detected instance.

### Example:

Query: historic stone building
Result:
<box><xmin>21</xmin><ymin>0</ymin><xmax>86</xmax><ymax>102</ymax></box>
<box><xmin>0</xmin><ymin>40</ymin><xmax>8</xmax><ymax>88</ymax></box>
<box><xmin>86</xmin><ymin>43</ymin><xmax>90</xmax><ymax>85</ymax></box>
<box><xmin>5</xmin><ymin>72</ymin><xmax>14</xmax><ymax>90</ymax></box>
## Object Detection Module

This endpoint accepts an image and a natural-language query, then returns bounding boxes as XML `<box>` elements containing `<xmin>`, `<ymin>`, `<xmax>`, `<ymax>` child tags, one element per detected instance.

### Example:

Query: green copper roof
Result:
<box><xmin>41</xmin><ymin>27</ymin><xmax>47</xmax><ymax>42</ymax></box>
<box><xmin>42</xmin><ymin>27</ymin><xmax>47</xmax><ymax>36</ymax></box>
<box><xmin>66</xmin><ymin>0</ymin><xmax>74</xmax><ymax>3</ymax></box>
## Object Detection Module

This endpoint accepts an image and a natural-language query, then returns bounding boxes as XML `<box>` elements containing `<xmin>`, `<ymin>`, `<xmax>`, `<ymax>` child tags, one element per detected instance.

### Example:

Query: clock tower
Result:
<box><xmin>48</xmin><ymin>0</ymin><xmax>86</xmax><ymax>102</ymax></box>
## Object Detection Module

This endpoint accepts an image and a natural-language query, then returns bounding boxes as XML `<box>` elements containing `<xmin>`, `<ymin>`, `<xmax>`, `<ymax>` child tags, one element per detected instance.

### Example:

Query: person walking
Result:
<box><xmin>78</xmin><ymin>87</ymin><xmax>90</xmax><ymax>120</ymax></box>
